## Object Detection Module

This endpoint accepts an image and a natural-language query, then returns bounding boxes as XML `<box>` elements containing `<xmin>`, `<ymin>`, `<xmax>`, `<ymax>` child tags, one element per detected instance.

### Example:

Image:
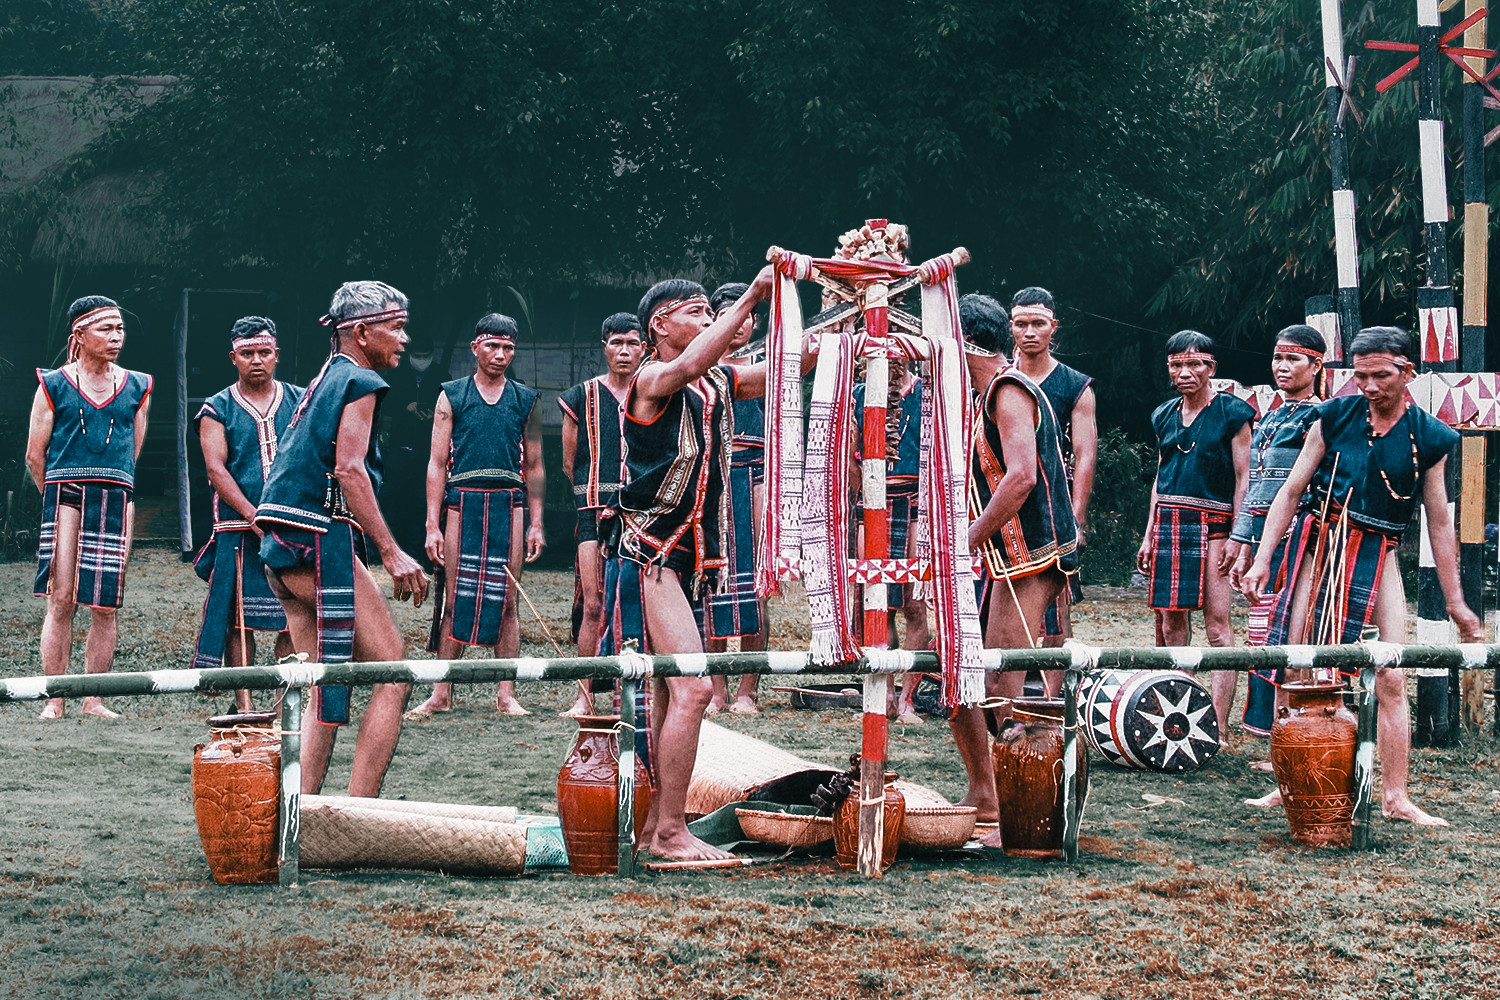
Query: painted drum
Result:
<box><xmin>556</xmin><ymin>715</ymin><xmax>651</xmax><ymax>876</ymax></box>
<box><xmin>1081</xmin><ymin>669</ymin><xmax>1220</xmax><ymax>772</ymax></box>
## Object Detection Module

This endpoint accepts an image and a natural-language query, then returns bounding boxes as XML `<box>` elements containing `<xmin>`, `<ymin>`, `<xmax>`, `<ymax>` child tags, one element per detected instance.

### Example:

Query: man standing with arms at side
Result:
<box><xmin>558</xmin><ymin>313</ymin><xmax>645</xmax><ymax>717</ymax></box>
<box><xmin>1009</xmin><ymin>287</ymin><xmax>1095</xmax><ymax>666</ymax></box>
<box><xmin>191</xmin><ymin>317</ymin><xmax>302</xmax><ymax>710</ymax></box>
<box><xmin>27</xmin><ymin>296</ymin><xmax>152</xmax><ymax>720</ymax></box>
<box><xmin>255</xmin><ymin>280</ymin><xmax>428</xmax><ymax>796</ymax></box>
<box><xmin>407</xmin><ymin>313</ymin><xmax>546</xmax><ymax>718</ymax></box>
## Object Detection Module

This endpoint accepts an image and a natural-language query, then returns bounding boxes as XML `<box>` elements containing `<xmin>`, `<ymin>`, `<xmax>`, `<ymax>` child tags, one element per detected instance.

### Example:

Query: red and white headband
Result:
<box><xmin>318</xmin><ymin>308</ymin><xmax>409</xmax><ymax>331</ymax></box>
<box><xmin>1010</xmin><ymin>305</ymin><xmax>1056</xmax><ymax>322</ymax></box>
<box><xmin>649</xmin><ymin>294</ymin><xmax>708</xmax><ymax>323</ymax></box>
<box><xmin>1168</xmin><ymin>350</ymin><xmax>1215</xmax><ymax>364</ymax></box>
<box><xmin>1274</xmin><ymin>343</ymin><xmax>1324</xmax><ymax>360</ymax></box>
<box><xmin>232</xmin><ymin>330</ymin><xmax>278</xmax><ymax>349</ymax></box>
<box><xmin>71</xmin><ymin>306</ymin><xmax>122</xmax><ymax>335</ymax></box>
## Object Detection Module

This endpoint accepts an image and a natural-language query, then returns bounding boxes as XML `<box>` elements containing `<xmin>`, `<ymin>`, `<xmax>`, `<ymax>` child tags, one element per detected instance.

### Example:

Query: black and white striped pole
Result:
<box><xmin>1314</xmin><ymin>0</ymin><xmax>1361</xmax><ymax>362</ymax></box>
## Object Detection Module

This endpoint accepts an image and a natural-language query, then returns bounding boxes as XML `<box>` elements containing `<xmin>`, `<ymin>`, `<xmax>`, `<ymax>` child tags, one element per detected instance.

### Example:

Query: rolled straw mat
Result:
<box><xmin>304</xmin><ymin>795</ymin><xmax>518</xmax><ymax>824</ymax></box>
<box><xmin>301</xmin><ymin>798</ymin><xmax>525</xmax><ymax>876</ymax></box>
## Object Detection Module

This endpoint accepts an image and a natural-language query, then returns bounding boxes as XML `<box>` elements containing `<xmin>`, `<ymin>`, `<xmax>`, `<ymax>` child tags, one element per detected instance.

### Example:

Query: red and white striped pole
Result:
<box><xmin>857</xmin><ymin>221</ymin><xmax>893</xmax><ymax>877</ymax></box>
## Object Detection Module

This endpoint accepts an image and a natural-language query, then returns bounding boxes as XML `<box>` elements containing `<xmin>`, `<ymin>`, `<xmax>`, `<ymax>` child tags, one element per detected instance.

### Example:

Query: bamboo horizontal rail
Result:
<box><xmin>3</xmin><ymin>641</ymin><xmax>1495</xmax><ymax>702</ymax></box>
<box><xmin>9</xmin><ymin>640</ymin><xmax>1486</xmax><ymax>880</ymax></box>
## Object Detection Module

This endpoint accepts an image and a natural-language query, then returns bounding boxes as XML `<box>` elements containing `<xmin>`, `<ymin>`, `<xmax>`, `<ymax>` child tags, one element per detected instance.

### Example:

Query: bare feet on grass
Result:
<box><xmin>895</xmin><ymin>710</ymin><xmax>922</xmax><ymax>725</ymax></box>
<box><xmin>978</xmin><ymin>828</ymin><xmax>1005</xmax><ymax>849</ymax></box>
<box><xmin>705</xmin><ymin>697</ymin><xmax>726</xmax><ymax>716</ymax></box>
<box><xmin>1383</xmin><ymin>794</ymin><xmax>1448</xmax><ymax>827</ymax></box>
<box><xmin>82</xmin><ymin>698</ymin><xmax>119</xmax><ymax>719</ymax></box>
<box><xmin>495</xmin><ymin>697</ymin><xmax>530</xmax><ymax>716</ymax></box>
<box><xmin>651</xmin><ymin>829</ymin><xmax>734</xmax><ymax>862</ymax></box>
<box><xmin>405</xmin><ymin>694</ymin><xmax>451</xmax><ymax>719</ymax></box>
<box><xmin>729</xmin><ymin>697</ymin><xmax>759</xmax><ymax>715</ymax></box>
<box><xmin>1245</xmin><ymin>788</ymin><xmax>1282</xmax><ymax>809</ymax></box>
<box><xmin>38</xmin><ymin>699</ymin><xmax>64</xmax><ymax>720</ymax></box>
<box><xmin>560</xmin><ymin>693</ymin><xmax>595</xmax><ymax>718</ymax></box>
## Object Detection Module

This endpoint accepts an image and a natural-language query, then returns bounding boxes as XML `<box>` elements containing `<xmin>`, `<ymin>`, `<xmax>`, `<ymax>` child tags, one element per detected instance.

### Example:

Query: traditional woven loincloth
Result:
<box><xmin>708</xmin><ymin>461</ymin><xmax>761</xmax><ymax>640</ymax></box>
<box><xmin>1148</xmin><ymin>503</ymin><xmax>1230</xmax><ymax>612</ymax></box>
<box><xmin>599</xmin><ymin>556</ymin><xmax>653</xmax><ymax>777</ymax></box>
<box><xmin>35</xmin><ymin>481</ymin><xmax>132</xmax><ymax>609</ymax></box>
<box><xmin>191</xmin><ymin>529</ymin><xmax>287</xmax><ymax>668</ymax></box>
<box><xmin>1041</xmin><ymin>576</ymin><xmax>1081</xmax><ymax>638</ymax></box>
<box><xmin>261</xmin><ymin>521</ymin><xmax>358</xmax><ymax>723</ymax></box>
<box><xmin>1305</xmin><ymin>518</ymin><xmax>1398</xmax><ymax>645</ymax></box>
<box><xmin>440</xmin><ymin>487</ymin><xmax>523</xmax><ymax>648</ymax></box>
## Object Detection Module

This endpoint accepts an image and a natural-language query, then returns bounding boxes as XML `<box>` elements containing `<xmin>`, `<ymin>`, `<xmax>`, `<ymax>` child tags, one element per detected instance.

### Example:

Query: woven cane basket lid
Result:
<box><xmin>899</xmin><ymin>806</ymin><xmax>978</xmax><ymax>850</ymax></box>
<box><xmin>300</xmin><ymin>800</ymin><xmax>525</xmax><ymax>876</ymax></box>
<box><xmin>734</xmin><ymin>808</ymin><xmax>834</xmax><ymax>848</ymax></box>
<box><xmin>686</xmin><ymin>721</ymin><xmax>839</xmax><ymax>819</ymax></box>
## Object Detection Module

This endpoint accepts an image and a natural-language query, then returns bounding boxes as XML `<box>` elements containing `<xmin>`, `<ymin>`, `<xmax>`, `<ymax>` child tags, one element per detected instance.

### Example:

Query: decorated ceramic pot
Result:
<box><xmin>992</xmin><ymin>698</ymin><xmax>1088</xmax><ymax>860</ymax></box>
<box><xmin>556</xmin><ymin>716</ymin><xmax>652</xmax><ymax>875</ymax></box>
<box><xmin>833</xmin><ymin>772</ymin><xmax>904</xmax><ymax>873</ymax></box>
<box><xmin>192</xmin><ymin>715</ymin><xmax>281</xmax><ymax>884</ymax></box>
<box><xmin>1272</xmin><ymin>682</ymin><xmax>1357</xmax><ymax>848</ymax></box>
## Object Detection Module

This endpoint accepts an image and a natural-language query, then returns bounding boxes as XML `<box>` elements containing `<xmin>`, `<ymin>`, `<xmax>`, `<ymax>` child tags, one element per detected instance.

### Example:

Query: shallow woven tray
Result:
<box><xmin>900</xmin><ymin>806</ymin><xmax>978</xmax><ymax>850</ymax></box>
<box><xmin>734</xmin><ymin>807</ymin><xmax>834</xmax><ymax>849</ymax></box>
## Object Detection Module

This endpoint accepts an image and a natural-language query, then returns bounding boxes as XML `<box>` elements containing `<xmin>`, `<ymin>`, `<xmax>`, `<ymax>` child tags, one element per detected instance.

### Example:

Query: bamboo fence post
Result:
<box><xmin>858</xmin><ymin>243</ymin><xmax>892</xmax><ymax>879</ymax></box>
<box><xmin>616</xmin><ymin>678</ymin><xmax>638</xmax><ymax>877</ymax></box>
<box><xmin>1061</xmin><ymin>667</ymin><xmax>1083</xmax><ymax>863</ymax></box>
<box><xmin>1460</xmin><ymin>0</ymin><xmax>1490</xmax><ymax>732</ymax></box>
<box><xmin>278</xmin><ymin>686</ymin><xmax>302</xmax><ymax>886</ymax></box>
<box><xmin>1351</xmin><ymin>666</ymin><xmax>1379</xmax><ymax>850</ymax></box>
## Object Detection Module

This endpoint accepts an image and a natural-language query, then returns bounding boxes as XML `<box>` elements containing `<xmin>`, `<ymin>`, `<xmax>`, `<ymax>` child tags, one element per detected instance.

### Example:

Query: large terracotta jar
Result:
<box><xmin>992</xmin><ymin>697</ymin><xmax>1089</xmax><ymax>859</ymax></box>
<box><xmin>192</xmin><ymin>714</ymin><xmax>281</xmax><ymax>884</ymax></box>
<box><xmin>556</xmin><ymin>716</ymin><xmax>652</xmax><ymax>875</ymax></box>
<box><xmin>833</xmin><ymin>772</ymin><xmax>905</xmax><ymax>873</ymax></box>
<box><xmin>1271</xmin><ymin>682</ymin><xmax>1357</xmax><ymax>848</ymax></box>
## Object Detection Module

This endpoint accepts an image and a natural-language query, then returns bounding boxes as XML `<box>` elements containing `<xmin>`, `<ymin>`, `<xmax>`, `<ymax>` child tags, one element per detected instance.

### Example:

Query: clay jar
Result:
<box><xmin>833</xmin><ymin>772</ymin><xmax>905</xmax><ymax>873</ymax></box>
<box><xmin>1271</xmin><ymin>681</ymin><xmax>1357</xmax><ymax>848</ymax></box>
<box><xmin>992</xmin><ymin>697</ymin><xmax>1088</xmax><ymax>860</ymax></box>
<box><xmin>556</xmin><ymin>716</ymin><xmax>652</xmax><ymax>875</ymax></box>
<box><xmin>192</xmin><ymin>713</ymin><xmax>281</xmax><ymax>884</ymax></box>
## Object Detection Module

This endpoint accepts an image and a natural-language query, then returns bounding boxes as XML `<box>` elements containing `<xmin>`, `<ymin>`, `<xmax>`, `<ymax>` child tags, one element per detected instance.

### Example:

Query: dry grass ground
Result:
<box><xmin>1</xmin><ymin>549</ymin><xmax>1497</xmax><ymax>999</ymax></box>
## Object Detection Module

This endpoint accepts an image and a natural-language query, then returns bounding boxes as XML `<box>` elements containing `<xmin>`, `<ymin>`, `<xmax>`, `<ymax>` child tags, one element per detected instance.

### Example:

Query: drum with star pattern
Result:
<box><xmin>1080</xmin><ymin>669</ymin><xmax>1220</xmax><ymax>772</ymax></box>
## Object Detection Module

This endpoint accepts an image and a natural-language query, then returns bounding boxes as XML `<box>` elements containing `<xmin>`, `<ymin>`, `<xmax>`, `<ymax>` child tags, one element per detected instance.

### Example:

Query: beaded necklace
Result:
<box><xmin>1365</xmin><ymin>403</ymin><xmax>1418</xmax><ymax>502</ymax></box>
<box><xmin>74</xmin><ymin>363</ymin><xmax>120</xmax><ymax>453</ymax></box>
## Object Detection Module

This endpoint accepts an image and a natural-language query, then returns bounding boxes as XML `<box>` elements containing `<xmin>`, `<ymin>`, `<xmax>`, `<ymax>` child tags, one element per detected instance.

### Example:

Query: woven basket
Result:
<box><xmin>304</xmin><ymin>795</ymin><xmax>518</xmax><ymax>825</ymax></box>
<box><xmin>734</xmin><ymin>808</ymin><xmax>834</xmax><ymax>849</ymax></box>
<box><xmin>300</xmin><ymin>800</ymin><xmax>526</xmax><ymax>876</ymax></box>
<box><xmin>900</xmin><ymin>806</ymin><xmax>978</xmax><ymax>850</ymax></box>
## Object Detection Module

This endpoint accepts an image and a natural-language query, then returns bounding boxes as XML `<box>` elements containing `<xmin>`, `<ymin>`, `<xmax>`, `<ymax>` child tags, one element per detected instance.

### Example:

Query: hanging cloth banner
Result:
<box><xmin>763</xmin><ymin>249</ymin><xmax>984</xmax><ymax>705</ymax></box>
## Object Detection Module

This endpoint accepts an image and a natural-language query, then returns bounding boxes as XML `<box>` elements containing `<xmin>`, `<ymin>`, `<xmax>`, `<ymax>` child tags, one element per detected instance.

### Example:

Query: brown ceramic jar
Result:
<box><xmin>556</xmin><ymin>716</ymin><xmax>652</xmax><ymax>875</ymax></box>
<box><xmin>1271</xmin><ymin>682</ymin><xmax>1357</xmax><ymax>848</ymax></box>
<box><xmin>992</xmin><ymin>697</ymin><xmax>1089</xmax><ymax>859</ymax></box>
<box><xmin>833</xmin><ymin>771</ymin><xmax>905</xmax><ymax>873</ymax></box>
<box><xmin>192</xmin><ymin>716</ymin><xmax>281</xmax><ymax>884</ymax></box>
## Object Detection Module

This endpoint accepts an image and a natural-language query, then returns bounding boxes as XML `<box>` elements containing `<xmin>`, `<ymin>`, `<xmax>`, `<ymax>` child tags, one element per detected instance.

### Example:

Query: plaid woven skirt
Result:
<box><xmin>1148</xmin><ymin>503</ymin><xmax>1230</xmax><ymax>612</ymax></box>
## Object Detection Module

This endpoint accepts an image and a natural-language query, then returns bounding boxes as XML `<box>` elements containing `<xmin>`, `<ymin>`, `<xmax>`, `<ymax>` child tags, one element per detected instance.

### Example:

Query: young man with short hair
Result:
<box><xmin>191</xmin><ymin>316</ymin><xmax>302</xmax><ymax>710</ymax></box>
<box><xmin>955</xmin><ymin>291</ymin><xmax>1079</xmax><ymax>841</ymax></box>
<box><xmin>408</xmin><ymin>313</ymin><xmax>546</xmax><ymax>718</ymax></box>
<box><xmin>27</xmin><ymin>296</ymin><xmax>153</xmax><ymax>720</ymax></box>
<box><xmin>558</xmin><ymin>312</ymin><xmax>645</xmax><ymax>717</ymax></box>
<box><xmin>1242</xmin><ymin>327</ymin><xmax>1481</xmax><ymax>825</ymax></box>
<box><xmin>1009</xmin><ymin>287</ymin><xmax>1095</xmax><ymax>658</ymax></box>
<box><xmin>1138</xmin><ymin>330</ymin><xmax>1253</xmax><ymax>738</ymax></box>
<box><xmin>255</xmin><ymin>280</ymin><xmax>429</xmax><ymax>796</ymax></box>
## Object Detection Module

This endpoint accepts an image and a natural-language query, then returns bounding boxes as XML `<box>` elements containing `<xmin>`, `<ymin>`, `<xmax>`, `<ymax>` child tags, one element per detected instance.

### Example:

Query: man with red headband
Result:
<box><xmin>1138</xmin><ymin>330</ymin><xmax>1253</xmax><ymax>739</ymax></box>
<box><xmin>191</xmin><ymin>316</ymin><xmax>302</xmax><ymax>711</ymax></box>
<box><xmin>598</xmin><ymin>267</ymin><xmax>800</xmax><ymax>862</ymax></box>
<box><xmin>1241</xmin><ymin>326</ymin><xmax>1481</xmax><ymax>825</ymax></box>
<box><xmin>255</xmin><ymin>280</ymin><xmax>428</xmax><ymax>797</ymax></box>
<box><xmin>1009</xmin><ymin>287</ymin><xmax>1094</xmax><ymax>664</ymax></box>
<box><xmin>26</xmin><ymin>295</ymin><xmax>152</xmax><ymax>720</ymax></box>
<box><xmin>407</xmin><ymin>312</ymin><xmax>546</xmax><ymax>719</ymax></box>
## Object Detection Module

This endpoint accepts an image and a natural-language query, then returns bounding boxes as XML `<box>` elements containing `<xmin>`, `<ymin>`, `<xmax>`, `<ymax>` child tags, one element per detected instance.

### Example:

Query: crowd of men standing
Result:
<box><xmin>24</xmin><ymin>264</ymin><xmax>1482</xmax><ymax>860</ymax></box>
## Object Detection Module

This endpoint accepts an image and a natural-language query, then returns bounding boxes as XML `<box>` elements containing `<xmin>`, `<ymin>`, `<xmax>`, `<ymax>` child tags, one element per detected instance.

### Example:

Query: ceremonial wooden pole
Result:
<box><xmin>1413</xmin><ymin>0</ymin><xmax>1461</xmax><ymax>745</ymax></box>
<box><xmin>858</xmin><ymin>221</ymin><xmax>893</xmax><ymax>877</ymax></box>
<box><xmin>277</xmin><ymin>687</ymin><xmax>302</xmax><ymax>886</ymax></box>
<box><xmin>1459</xmin><ymin>0</ymin><xmax>1490</xmax><ymax>732</ymax></box>
<box><xmin>1316</xmin><ymin>0</ymin><xmax>1362</xmax><ymax>360</ymax></box>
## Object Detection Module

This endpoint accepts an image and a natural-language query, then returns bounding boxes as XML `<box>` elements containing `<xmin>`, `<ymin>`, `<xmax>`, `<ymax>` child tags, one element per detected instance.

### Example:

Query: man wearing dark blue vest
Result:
<box><xmin>407</xmin><ymin>313</ymin><xmax>546</xmax><ymax>718</ymax></box>
<box><xmin>255</xmin><ymin>280</ymin><xmax>429</xmax><ymax>797</ymax></box>
<box><xmin>27</xmin><ymin>295</ymin><xmax>153</xmax><ymax>720</ymax></box>
<box><xmin>192</xmin><ymin>317</ymin><xmax>303</xmax><ymax>710</ymax></box>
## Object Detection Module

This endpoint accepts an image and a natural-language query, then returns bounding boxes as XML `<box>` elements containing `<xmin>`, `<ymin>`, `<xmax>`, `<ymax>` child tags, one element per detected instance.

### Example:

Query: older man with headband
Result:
<box><xmin>407</xmin><ymin>312</ymin><xmax>546</xmax><ymax>719</ymax></box>
<box><xmin>255</xmin><ymin>280</ymin><xmax>428</xmax><ymax>797</ymax></box>
<box><xmin>26</xmin><ymin>296</ymin><xmax>153</xmax><ymax>720</ymax></box>
<box><xmin>1241</xmin><ymin>326</ymin><xmax>1481</xmax><ymax>825</ymax></box>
